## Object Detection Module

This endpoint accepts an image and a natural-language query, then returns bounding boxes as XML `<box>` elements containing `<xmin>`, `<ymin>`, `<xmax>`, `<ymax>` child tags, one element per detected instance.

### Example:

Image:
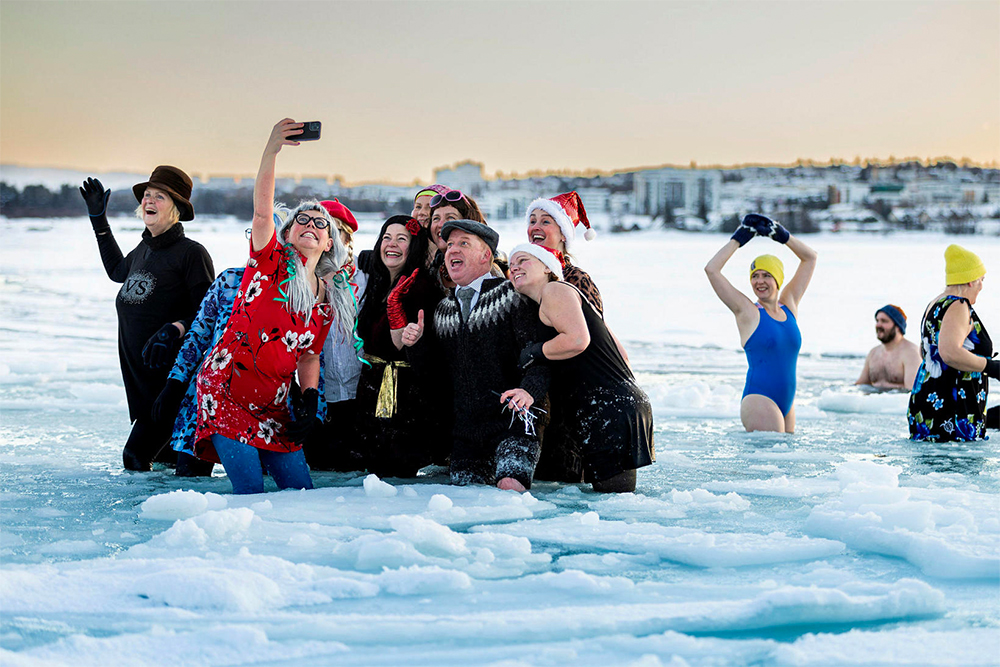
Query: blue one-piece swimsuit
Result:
<box><xmin>742</xmin><ymin>304</ymin><xmax>802</xmax><ymax>416</ymax></box>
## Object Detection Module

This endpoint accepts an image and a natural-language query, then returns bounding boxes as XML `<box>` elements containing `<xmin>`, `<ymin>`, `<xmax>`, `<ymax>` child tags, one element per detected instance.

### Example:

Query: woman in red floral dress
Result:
<box><xmin>194</xmin><ymin>119</ymin><xmax>355</xmax><ymax>493</ymax></box>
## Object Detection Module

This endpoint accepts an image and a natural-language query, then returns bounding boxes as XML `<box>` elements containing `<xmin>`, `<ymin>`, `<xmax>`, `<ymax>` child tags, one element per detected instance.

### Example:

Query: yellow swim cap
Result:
<box><xmin>750</xmin><ymin>254</ymin><xmax>784</xmax><ymax>288</ymax></box>
<box><xmin>944</xmin><ymin>244</ymin><xmax>985</xmax><ymax>285</ymax></box>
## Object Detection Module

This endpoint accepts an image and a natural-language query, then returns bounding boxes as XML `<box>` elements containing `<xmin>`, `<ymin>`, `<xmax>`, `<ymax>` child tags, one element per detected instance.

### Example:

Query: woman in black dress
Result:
<box><xmin>80</xmin><ymin>167</ymin><xmax>214</xmax><ymax>471</ymax></box>
<box><xmin>355</xmin><ymin>215</ymin><xmax>444</xmax><ymax>476</ymax></box>
<box><xmin>507</xmin><ymin>244</ymin><xmax>653</xmax><ymax>492</ymax></box>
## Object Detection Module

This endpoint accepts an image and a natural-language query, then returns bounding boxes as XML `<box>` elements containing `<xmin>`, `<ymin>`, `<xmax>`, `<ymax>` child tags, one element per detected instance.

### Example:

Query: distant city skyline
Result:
<box><xmin>2</xmin><ymin>153</ymin><xmax>995</xmax><ymax>191</ymax></box>
<box><xmin>2</xmin><ymin>1</ymin><xmax>997</xmax><ymax>183</ymax></box>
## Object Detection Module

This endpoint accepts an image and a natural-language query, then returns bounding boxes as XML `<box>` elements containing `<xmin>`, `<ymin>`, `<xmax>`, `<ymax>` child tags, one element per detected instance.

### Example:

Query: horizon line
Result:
<box><xmin>3</xmin><ymin>154</ymin><xmax>997</xmax><ymax>189</ymax></box>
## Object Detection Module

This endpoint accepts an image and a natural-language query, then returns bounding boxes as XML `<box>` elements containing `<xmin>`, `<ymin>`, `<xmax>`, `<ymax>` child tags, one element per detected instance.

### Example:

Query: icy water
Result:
<box><xmin>1</xmin><ymin>217</ymin><xmax>998</xmax><ymax>666</ymax></box>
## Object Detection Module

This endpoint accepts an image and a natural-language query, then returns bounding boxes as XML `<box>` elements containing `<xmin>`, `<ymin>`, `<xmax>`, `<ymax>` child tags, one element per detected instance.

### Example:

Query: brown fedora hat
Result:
<box><xmin>133</xmin><ymin>165</ymin><xmax>195</xmax><ymax>221</ymax></box>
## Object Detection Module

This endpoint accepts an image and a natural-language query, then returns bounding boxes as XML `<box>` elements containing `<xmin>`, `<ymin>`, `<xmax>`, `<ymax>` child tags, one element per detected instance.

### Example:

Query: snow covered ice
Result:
<box><xmin>1</xmin><ymin>216</ymin><xmax>999</xmax><ymax>666</ymax></box>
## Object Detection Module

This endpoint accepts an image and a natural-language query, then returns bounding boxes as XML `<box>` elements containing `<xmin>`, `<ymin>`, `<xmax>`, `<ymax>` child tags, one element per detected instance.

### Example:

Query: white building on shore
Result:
<box><xmin>633</xmin><ymin>167</ymin><xmax>721</xmax><ymax>217</ymax></box>
<box><xmin>433</xmin><ymin>161</ymin><xmax>486</xmax><ymax>196</ymax></box>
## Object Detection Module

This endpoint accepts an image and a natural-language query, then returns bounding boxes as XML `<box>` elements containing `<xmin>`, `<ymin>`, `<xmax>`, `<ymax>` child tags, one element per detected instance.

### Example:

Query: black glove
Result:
<box><xmin>79</xmin><ymin>177</ymin><xmax>111</xmax><ymax>231</ymax></box>
<box><xmin>151</xmin><ymin>378</ymin><xmax>187</xmax><ymax>424</ymax></box>
<box><xmin>356</xmin><ymin>249</ymin><xmax>376</xmax><ymax>275</ymax></box>
<box><xmin>518</xmin><ymin>342</ymin><xmax>546</xmax><ymax>371</ymax></box>
<box><xmin>730</xmin><ymin>219</ymin><xmax>757</xmax><ymax>247</ymax></box>
<box><xmin>286</xmin><ymin>386</ymin><xmax>320</xmax><ymax>444</ymax></box>
<box><xmin>142</xmin><ymin>324</ymin><xmax>182</xmax><ymax>369</ymax></box>
<box><xmin>985</xmin><ymin>358</ymin><xmax>1000</xmax><ymax>381</ymax></box>
<box><xmin>745</xmin><ymin>213</ymin><xmax>790</xmax><ymax>244</ymax></box>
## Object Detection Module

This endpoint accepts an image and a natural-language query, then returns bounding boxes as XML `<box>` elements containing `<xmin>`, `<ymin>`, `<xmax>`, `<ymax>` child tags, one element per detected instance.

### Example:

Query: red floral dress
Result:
<box><xmin>194</xmin><ymin>231</ymin><xmax>332</xmax><ymax>462</ymax></box>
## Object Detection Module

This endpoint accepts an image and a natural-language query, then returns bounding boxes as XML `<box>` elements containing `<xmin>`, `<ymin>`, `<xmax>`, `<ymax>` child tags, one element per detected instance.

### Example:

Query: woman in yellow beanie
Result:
<box><xmin>907</xmin><ymin>244</ymin><xmax>997</xmax><ymax>441</ymax></box>
<box><xmin>705</xmin><ymin>214</ymin><xmax>818</xmax><ymax>433</ymax></box>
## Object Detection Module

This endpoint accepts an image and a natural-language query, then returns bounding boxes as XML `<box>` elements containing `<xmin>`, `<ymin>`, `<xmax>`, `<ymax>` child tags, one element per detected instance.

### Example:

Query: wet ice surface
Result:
<box><xmin>2</xmin><ymin>218</ymin><xmax>999</xmax><ymax>666</ymax></box>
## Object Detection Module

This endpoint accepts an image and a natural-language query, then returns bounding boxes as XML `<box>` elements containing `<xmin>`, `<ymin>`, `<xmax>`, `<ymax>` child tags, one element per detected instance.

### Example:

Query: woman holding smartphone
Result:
<box><xmin>192</xmin><ymin>119</ymin><xmax>354</xmax><ymax>494</ymax></box>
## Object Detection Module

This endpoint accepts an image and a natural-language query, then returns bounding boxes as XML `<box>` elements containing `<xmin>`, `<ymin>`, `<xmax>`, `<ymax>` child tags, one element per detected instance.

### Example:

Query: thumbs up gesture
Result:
<box><xmin>401</xmin><ymin>309</ymin><xmax>424</xmax><ymax>347</ymax></box>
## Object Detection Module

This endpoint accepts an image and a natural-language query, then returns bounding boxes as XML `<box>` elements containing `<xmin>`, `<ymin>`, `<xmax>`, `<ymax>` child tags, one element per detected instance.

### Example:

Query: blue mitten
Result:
<box><xmin>744</xmin><ymin>214</ymin><xmax>789</xmax><ymax>244</ymax></box>
<box><xmin>730</xmin><ymin>219</ymin><xmax>756</xmax><ymax>246</ymax></box>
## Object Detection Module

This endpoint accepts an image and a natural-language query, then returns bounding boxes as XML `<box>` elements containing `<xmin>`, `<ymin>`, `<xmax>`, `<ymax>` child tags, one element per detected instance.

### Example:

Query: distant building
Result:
<box><xmin>350</xmin><ymin>183</ymin><xmax>412</xmax><ymax>202</ymax></box>
<box><xmin>477</xmin><ymin>191</ymin><xmax>535</xmax><ymax>221</ymax></box>
<box><xmin>576</xmin><ymin>188</ymin><xmax>611</xmax><ymax>215</ymax></box>
<box><xmin>610</xmin><ymin>191</ymin><xmax>632</xmax><ymax>214</ymax></box>
<box><xmin>433</xmin><ymin>161</ymin><xmax>486</xmax><ymax>195</ymax></box>
<box><xmin>633</xmin><ymin>167</ymin><xmax>721</xmax><ymax>217</ymax></box>
<box><xmin>200</xmin><ymin>175</ymin><xmax>251</xmax><ymax>190</ymax></box>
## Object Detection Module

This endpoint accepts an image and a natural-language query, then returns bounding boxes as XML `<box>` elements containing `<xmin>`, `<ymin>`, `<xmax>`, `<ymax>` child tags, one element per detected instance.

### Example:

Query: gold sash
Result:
<box><xmin>365</xmin><ymin>354</ymin><xmax>411</xmax><ymax>418</ymax></box>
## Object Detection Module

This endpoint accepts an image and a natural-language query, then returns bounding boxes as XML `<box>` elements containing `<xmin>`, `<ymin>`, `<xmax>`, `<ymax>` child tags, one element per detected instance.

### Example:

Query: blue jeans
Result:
<box><xmin>211</xmin><ymin>435</ymin><xmax>313</xmax><ymax>495</ymax></box>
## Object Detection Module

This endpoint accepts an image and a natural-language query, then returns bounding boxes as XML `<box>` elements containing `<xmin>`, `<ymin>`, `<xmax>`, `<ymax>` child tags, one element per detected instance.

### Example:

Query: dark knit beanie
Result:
<box><xmin>876</xmin><ymin>304</ymin><xmax>907</xmax><ymax>335</ymax></box>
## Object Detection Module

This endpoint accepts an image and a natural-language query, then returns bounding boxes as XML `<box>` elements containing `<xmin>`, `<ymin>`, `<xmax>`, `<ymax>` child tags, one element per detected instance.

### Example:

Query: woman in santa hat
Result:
<box><xmin>508</xmin><ymin>244</ymin><xmax>654</xmax><ymax>492</ymax></box>
<box><xmin>524</xmin><ymin>192</ymin><xmax>606</xmax><ymax>483</ymax></box>
<box><xmin>524</xmin><ymin>192</ymin><xmax>603</xmax><ymax>315</ymax></box>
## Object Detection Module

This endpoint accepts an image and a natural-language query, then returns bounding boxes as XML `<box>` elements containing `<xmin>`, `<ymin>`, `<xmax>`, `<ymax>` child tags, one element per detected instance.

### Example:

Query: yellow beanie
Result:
<box><xmin>945</xmin><ymin>244</ymin><xmax>985</xmax><ymax>285</ymax></box>
<box><xmin>750</xmin><ymin>254</ymin><xmax>784</xmax><ymax>288</ymax></box>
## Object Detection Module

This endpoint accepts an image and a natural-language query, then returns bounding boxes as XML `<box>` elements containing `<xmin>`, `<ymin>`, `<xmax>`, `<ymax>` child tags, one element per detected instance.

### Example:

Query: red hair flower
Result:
<box><xmin>405</xmin><ymin>218</ymin><xmax>421</xmax><ymax>236</ymax></box>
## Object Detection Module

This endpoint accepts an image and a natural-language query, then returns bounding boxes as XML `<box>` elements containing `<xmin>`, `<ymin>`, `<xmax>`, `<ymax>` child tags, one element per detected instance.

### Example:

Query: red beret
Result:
<box><xmin>320</xmin><ymin>199</ymin><xmax>358</xmax><ymax>232</ymax></box>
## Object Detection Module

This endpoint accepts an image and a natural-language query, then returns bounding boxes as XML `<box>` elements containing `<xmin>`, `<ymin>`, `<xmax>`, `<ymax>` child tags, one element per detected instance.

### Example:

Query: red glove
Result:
<box><xmin>387</xmin><ymin>268</ymin><xmax>420</xmax><ymax>330</ymax></box>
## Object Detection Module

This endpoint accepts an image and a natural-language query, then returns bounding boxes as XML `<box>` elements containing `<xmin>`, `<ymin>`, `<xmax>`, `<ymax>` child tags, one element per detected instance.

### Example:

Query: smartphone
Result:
<box><xmin>290</xmin><ymin>121</ymin><xmax>321</xmax><ymax>141</ymax></box>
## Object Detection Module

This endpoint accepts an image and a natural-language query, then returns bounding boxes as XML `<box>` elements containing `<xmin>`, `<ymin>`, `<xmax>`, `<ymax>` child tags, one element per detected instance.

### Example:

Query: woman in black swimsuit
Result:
<box><xmin>507</xmin><ymin>244</ymin><xmax>654</xmax><ymax>492</ymax></box>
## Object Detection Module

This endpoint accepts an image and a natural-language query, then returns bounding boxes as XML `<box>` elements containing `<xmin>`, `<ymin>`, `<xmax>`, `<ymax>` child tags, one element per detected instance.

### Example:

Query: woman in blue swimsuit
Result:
<box><xmin>705</xmin><ymin>215</ymin><xmax>818</xmax><ymax>433</ymax></box>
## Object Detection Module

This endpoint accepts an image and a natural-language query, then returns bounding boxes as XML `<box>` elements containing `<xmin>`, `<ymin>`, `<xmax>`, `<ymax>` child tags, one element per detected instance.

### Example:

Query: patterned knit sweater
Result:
<box><xmin>411</xmin><ymin>277</ymin><xmax>549</xmax><ymax>444</ymax></box>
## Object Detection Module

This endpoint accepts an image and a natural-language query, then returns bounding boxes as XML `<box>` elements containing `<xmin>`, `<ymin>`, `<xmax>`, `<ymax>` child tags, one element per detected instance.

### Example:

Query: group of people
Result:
<box><xmin>83</xmin><ymin>119</ymin><xmax>654</xmax><ymax>495</ymax></box>
<box><xmin>704</xmin><ymin>217</ymin><xmax>996</xmax><ymax>441</ymax></box>
<box><xmin>83</xmin><ymin>120</ymin><xmax>996</xmax><ymax>497</ymax></box>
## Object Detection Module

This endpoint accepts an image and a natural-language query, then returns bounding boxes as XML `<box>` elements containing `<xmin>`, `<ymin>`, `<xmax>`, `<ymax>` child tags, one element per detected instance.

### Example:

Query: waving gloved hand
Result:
<box><xmin>80</xmin><ymin>177</ymin><xmax>111</xmax><ymax>231</ymax></box>
<box><xmin>285</xmin><ymin>383</ymin><xmax>320</xmax><ymax>444</ymax></box>
<box><xmin>142</xmin><ymin>324</ymin><xmax>182</xmax><ymax>368</ymax></box>
<box><xmin>744</xmin><ymin>214</ymin><xmax>790</xmax><ymax>244</ymax></box>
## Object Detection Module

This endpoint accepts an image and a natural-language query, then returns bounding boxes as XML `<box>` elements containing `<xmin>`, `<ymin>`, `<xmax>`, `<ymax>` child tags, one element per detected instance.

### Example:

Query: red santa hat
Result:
<box><xmin>509</xmin><ymin>243</ymin><xmax>564</xmax><ymax>280</ymax></box>
<box><xmin>524</xmin><ymin>191</ymin><xmax>595</xmax><ymax>250</ymax></box>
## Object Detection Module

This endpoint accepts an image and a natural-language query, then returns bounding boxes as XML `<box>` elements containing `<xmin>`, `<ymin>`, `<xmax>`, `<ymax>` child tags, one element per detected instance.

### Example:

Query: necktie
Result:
<box><xmin>457</xmin><ymin>287</ymin><xmax>475</xmax><ymax>321</ymax></box>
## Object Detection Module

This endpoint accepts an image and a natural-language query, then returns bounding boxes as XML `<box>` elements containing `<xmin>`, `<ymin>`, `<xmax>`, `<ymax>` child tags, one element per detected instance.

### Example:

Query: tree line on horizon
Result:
<box><xmin>0</xmin><ymin>182</ymin><xmax>410</xmax><ymax>220</ymax></box>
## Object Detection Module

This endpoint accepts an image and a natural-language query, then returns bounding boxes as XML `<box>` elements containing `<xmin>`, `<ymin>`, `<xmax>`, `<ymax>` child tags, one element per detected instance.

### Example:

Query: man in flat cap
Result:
<box><xmin>403</xmin><ymin>220</ymin><xmax>549</xmax><ymax>491</ymax></box>
<box><xmin>856</xmin><ymin>304</ymin><xmax>921</xmax><ymax>391</ymax></box>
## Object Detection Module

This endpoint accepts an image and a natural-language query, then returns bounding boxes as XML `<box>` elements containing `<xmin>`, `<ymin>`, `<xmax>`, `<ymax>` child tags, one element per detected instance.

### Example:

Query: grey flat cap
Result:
<box><xmin>440</xmin><ymin>219</ymin><xmax>499</xmax><ymax>255</ymax></box>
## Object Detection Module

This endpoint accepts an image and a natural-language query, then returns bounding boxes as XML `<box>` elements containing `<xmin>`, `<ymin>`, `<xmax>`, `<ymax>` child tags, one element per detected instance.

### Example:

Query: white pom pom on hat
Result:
<box><xmin>524</xmin><ymin>191</ymin><xmax>595</xmax><ymax>250</ymax></box>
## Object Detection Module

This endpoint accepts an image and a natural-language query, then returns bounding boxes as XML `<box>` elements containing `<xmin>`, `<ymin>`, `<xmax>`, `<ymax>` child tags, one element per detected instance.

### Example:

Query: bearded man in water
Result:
<box><xmin>856</xmin><ymin>304</ymin><xmax>921</xmax><ymax>391</ymax></box>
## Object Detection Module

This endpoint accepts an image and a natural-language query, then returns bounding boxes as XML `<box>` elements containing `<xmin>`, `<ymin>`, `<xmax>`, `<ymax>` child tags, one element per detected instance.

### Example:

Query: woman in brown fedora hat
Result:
<box><xmin>80</xmin><ymin>166</ymin><xmax>215</xmax><ymax>472</ymax></box>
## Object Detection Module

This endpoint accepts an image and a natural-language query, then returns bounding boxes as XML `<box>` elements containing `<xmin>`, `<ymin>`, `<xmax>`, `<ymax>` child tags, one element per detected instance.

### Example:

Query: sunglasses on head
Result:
<box><xmin>293</xmin><ymin>212</ymin><xmax>330</xmax><ymax>230</ymax></box>
<box><xmin>430</xmin><ymin>190</ymin><xmax>466</xmax><ymax>208</ymax></box>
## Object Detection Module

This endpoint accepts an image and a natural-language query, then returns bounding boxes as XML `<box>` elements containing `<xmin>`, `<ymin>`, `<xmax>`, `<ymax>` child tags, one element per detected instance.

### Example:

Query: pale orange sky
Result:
<box><xmin>1</xmin><ymin>0</ymin><xmax>997</xmax><ymax>183</ymax></box>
